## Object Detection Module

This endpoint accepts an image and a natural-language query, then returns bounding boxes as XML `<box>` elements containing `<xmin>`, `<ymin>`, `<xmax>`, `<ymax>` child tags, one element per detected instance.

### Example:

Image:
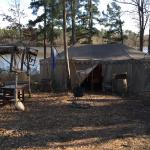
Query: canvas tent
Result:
<box><xmin>40</xmin><ymin>43</ymin><xmax>150</xmax><ymax>94</ymax></box>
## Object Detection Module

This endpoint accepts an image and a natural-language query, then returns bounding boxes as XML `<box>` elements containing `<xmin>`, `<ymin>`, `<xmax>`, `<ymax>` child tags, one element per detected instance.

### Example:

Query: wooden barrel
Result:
<box><xmin>113</xmin><ymin>78</ymin><xmax>127</xmax><ymax>95</ymax></box>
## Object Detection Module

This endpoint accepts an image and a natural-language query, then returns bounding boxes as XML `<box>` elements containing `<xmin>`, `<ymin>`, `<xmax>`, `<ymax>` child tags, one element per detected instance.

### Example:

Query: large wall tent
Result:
<box><xmin>40</xmin><ymin>44</ymin><xmax>150</xmax><ymax>94</ymax></box>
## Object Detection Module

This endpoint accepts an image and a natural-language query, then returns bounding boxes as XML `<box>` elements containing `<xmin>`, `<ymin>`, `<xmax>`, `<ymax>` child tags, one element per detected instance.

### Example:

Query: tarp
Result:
<box><xmin>75</xmin><ymin>65</ymin><xmax>97</xmax><ymax>86</ymax></box>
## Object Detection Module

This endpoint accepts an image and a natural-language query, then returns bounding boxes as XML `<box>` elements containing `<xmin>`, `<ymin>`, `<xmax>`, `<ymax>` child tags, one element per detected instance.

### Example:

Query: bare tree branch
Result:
<box><xmin>114</xmin><ymin>0</ymin><xmax>150</xmax><ymax>51</ymax></box>
<box><xmin>114</xmin><ymin>0</ymin><xmax>138</xmax><ymax>7</ymax></box>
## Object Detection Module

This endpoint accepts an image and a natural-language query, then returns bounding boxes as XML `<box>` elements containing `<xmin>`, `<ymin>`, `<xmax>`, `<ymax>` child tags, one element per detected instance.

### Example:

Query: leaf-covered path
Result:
<box><xmin>0</xmin><ymin>93</ymin><xmax>150</xmax><ymax>150</ymax></box>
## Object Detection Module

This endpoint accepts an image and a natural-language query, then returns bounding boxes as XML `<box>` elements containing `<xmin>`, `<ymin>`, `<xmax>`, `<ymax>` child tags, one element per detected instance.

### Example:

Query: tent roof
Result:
<box><xmin>0</xmin><ymin>45</ymin><xmax>19</xmax><ymax>55</ymax></box>
<box><xmin>59</xmin><ymin>43</ymin><xmax>146</xmax><ymax>61</ymax></box>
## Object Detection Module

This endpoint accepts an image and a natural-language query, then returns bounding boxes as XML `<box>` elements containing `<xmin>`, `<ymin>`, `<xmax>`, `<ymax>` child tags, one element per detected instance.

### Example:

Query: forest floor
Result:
<box><xmin>0</xmin><ymin>92</ymin><xmax>150</xmax><ymax>150</ymax></box>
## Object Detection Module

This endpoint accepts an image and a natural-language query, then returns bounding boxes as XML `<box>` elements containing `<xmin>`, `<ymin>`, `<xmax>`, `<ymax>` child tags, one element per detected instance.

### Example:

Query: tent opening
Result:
<box><xmin>80</xmin><ymin>64</ymin><xmax>103</xmax><ymax>91</ymax></box>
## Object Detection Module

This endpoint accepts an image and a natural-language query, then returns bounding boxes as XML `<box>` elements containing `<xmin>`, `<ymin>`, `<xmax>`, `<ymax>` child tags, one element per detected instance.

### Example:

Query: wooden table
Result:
<box><xmin>0</xmin><ymin>85</ymin><xmax>25</xmax><ymax>102</ymax></box>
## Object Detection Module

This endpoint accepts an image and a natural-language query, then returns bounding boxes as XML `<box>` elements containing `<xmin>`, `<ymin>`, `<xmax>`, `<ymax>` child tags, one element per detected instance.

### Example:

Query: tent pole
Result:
<box><xmin>15</xmin><ymin>72</ymin><xmax>18</xmax><ymax>102</ymax></box>
<box><xmin>91</xmin><ymin>59</ymin><xmax>93</xmax><ymax>91</ymax></box>
<box><xmin>50</xmin><ymin>45</ymin><xmax>53</xmax><ymax>91</ymax></box>
<box><xmin>28</xmin><ymin>70</ymin><xmax>31</xmax><ymax>98</ymax></box>
<box><xmin>27</xmin><ymin>48</ymin><xmax>31</xmax><ymax>97</ymax></box>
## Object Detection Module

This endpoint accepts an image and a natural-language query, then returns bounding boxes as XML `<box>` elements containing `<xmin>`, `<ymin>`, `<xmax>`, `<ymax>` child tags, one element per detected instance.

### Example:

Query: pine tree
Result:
<box><xmin>77</xmin><ymin>0</ymin><xmax>100</xmax><ymax>44</ymax></box>
<box><xmin>102</xmin><ymin>2</ymin><xmax>124</xmax><ymax>44</ymax></box>
<box><xmin>29</xmin><ymin>0</ymin><xmax>62</xmax><ymax>58</ymax></box>
<box><xmin>70</xmin><ymin>0</ymin><xmax>77</xmax><ymax>45</ymax></box>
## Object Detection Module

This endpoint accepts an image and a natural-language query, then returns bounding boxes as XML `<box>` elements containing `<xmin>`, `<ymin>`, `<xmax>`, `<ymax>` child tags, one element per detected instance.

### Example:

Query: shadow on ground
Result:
<box><xmin>0</xmin><ymin>93</ymin><xmax>150</xmax><ymax>149</ymax></box>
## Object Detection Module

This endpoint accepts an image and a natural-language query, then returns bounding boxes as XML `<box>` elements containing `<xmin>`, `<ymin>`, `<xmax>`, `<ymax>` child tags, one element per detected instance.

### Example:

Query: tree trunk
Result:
<box><xmin>114</xmin><ymin>0</ymin><xmax>149</xmax><ymax>51</ymax></box>
<box><xmin>148</xmin><ymin>25</ymin><xmax>150</xmax><ymax>54</ymax></box>
<box><xmin>50</xmin><ymin>2</ymin><xmax>55</xmax><ymax>90</ymax></box>
<box><xmin>139</xmin><ymin>2</ymin><xmax>144</xmax><ymax>52</ymax></box>
<box><xmin>43</xmin><ymin>4</ymin><xmax>47</xmax><ymax>59</ymax></box>
<box><xmin>139</xmin><ymin>28</ymin><xmax>144</xmax><ymax>51</ymax></box>
<box><xmin>71</xmin><ymin>0</ymin><xmax>76</xmax><ymax>45</ymax></box>
<box><xmin>88</xmin><ymin>0</ymin><xmax>92</xmax><ymax>44</ymax></box>
<box><xmin>19</xmin><ymin>20</ymin><xmax>22</xmax><ymax>43</ymax></box>
<box><xmin>119</xmin><ymin>19</ymin><xmax>123</xmax><ymax>44</ymax></box>
<box><xmin>63</xmin><ymin>0</ymin><xmax>71</xmax><ymax>89</ymax></box>
<box><xmin>50</xmin><ymin>1</ymin><xmax>54</xmax><ymax>48</ymax></box>
<box><xmin>43</xmin><ymin>30</ymin><xmax>46</xmax><ymax>59</ymax></box>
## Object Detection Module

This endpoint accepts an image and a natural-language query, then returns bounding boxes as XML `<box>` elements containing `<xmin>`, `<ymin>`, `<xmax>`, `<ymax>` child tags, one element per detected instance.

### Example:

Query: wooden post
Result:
<box><xmin>91</xmin><ymin>68</ymin><xmax>94</xmax><ymax>91</ymax></box>
<box><xmin>27</xmin><ymin>48</ymin><xmax>31</xmax><ymax>97</ymax></box>
<box><xmin>28</xmin><ymin>70</ymin><xmax>31</xmax><ymax>98</ymax></box>
<box><xmin>21</xmin><ymin>49</ymin><xmax>25</xmax><ymax>71</ymax></box>
<box><xmin>15</xmin><ymin>72</ymin><xmax>18</xmax><ymax>102</ymax></box>
<box><xmin>10</xmin><ymin>51</ymin><xmax>14</xmax><ymax>72</ymax></box>
<box><xmin>50</xmin><ymin>46</ymin><xmax>54</xmax><ymax>91</ymax></box>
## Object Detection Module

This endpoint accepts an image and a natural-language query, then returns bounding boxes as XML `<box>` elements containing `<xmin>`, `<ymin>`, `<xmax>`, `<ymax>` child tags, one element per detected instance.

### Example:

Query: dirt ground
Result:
<box><xmin>0</xmin><ymin>92</ymin><xmax>150</xmax><ymax>150</ymax></box>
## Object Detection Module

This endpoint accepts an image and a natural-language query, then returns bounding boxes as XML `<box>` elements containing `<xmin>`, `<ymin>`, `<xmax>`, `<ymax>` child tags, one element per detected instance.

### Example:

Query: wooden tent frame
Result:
<box><xmin>0</xmin><ymin>45</ymin><xmax>38</xmax><ymax>102</ymax></box>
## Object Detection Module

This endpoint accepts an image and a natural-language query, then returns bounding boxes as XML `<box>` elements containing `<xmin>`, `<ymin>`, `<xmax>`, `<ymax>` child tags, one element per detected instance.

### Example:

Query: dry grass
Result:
<box><xmin>0</xmin><ymin>93</ymin><xmax>150</xmax><ymax>150</ymax></box>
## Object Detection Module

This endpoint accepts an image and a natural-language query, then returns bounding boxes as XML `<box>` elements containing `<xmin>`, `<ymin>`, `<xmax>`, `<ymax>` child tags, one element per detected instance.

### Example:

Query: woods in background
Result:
<box><xmin>0</xmin><ymin>0</ymin><xmax>150</xmax><ymax>54</ymax></box>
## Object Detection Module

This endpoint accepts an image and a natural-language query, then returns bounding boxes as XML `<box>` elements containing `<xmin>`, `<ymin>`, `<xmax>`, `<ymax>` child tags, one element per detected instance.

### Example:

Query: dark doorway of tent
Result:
<box><xmin>80</xmin><ymin>64</ymin><xmax>103</xmax><ymax>91</ymax></box>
